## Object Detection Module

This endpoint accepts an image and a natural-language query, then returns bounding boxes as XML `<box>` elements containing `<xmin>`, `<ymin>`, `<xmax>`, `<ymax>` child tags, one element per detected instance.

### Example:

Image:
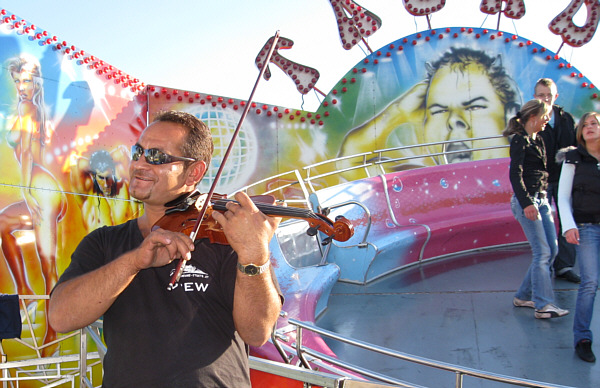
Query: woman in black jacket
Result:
<box><xmin>504</xmin><ymin>99</ymin><xmax>569</xmax><ymax>320</ymax></box>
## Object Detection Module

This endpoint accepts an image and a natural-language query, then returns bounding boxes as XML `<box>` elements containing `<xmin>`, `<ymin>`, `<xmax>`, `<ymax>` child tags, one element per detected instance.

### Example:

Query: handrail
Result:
<box><xmin>83</xmin><ymin>319</ymin><xmax>382</xmax><ymax>388</ymax></box>
<box><xmin>304</xmin><ymin>135</ymin><xmax>509</xmax><ymax>187</ymax></box>
<box><xmin>286</xmin><ymin>318</ymin><xmax>574</xmax><ymax>388</ymax></box>
<box><xmin>375</xmin><ymin>144</ymin><xmax>508</xmax><ymax>165</ymax></box>
<box><xmin>373</xmin><ymin>134</ymin><xmax>507</xmax><ymax>154</ymax></box>
<box><xmin>226</xmin><ymin>135</ymin><xmax>508</xmax><ymax>209</ymax></box>
<box><xmin>0</xmin><ymin>295</ymin><xmax>103</xmax><ymax>388</ymax></box>
<box><xmin>234</xmin><ymin>168</ymin><xmax>313</xmax><ymax>208</ymax></box>
<box><xmin>248</xmin><ymin>357</ymin><xmax>351</xmax><ymax>388</ymax></box>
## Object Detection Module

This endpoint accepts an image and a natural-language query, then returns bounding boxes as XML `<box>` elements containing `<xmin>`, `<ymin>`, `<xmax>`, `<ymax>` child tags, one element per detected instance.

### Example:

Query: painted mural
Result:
<box><xmin>0</xmin><ymin>19</ymin><xmax>147</xmax><ymax>361</ymax></box>
<box><xmin>0</xmin><ymin>0</ymin><xmax>599</xmax><ymax>383</ymax></box>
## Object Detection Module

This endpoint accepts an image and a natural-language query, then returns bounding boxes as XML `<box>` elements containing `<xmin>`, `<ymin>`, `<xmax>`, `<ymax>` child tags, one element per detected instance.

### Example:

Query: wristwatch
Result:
<box><xmin>237</xmin><ymin>261</ymin><xmax>270</xmax><ymax>276</ymax></box>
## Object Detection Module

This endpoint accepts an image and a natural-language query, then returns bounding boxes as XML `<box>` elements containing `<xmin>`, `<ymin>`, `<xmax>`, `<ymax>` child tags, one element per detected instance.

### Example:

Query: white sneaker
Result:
<box><xmin>535</xmin><ymin>304</ymin><xmax>569</xmax><ymax>319</ymax></box>
<box><xmin>513</xmin><ymin>297</ymin><xmax>535</xmax><ymax>308</ymax></box>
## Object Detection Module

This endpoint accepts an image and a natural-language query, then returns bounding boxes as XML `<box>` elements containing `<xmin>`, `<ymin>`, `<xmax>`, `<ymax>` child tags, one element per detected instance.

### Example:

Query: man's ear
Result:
<box><xmin>185</xmin><ymin>160</ymin><xmax>207</xmax><ymax>186</ymax></box>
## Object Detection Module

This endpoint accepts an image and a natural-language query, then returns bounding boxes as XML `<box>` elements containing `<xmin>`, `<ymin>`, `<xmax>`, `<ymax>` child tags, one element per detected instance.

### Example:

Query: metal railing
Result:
<box><xmin>304</xmin><ymin>135</ymin><xmax>509</xmax><ymax>190</ymax></box>
<box><xmin>0</xmin><ymin>295</ymin><xmax>103</xmax><ymax>388</ymax></box>
<box><xmin>282</xmin><ymin>318</ymin><xmax>574</xmax><ymax>388</ymax></box>
<box><xmin>78</xmin><ymin>319</ymin><xmax>362</xmax><ymax>388</ymax></box>
<box><xmin>236</xmin><ymin>135</ymin><xmax>508</xmax><ymax>204</ymax></box>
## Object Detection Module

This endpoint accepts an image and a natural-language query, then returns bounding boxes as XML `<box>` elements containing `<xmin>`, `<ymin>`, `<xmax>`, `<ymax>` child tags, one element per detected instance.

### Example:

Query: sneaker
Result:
<box><xmin>576</xmin><ymin>339</ymin><xmax>596</xmax><ymax>362</ymax></box>
<box><xmin>534</xmin><ymin>304</ymin><xmax>569</xmax><ymax>319</ymax></box>
<box><xmin>513</xmin><ymin>297</ymin><xmax>535</xmax><ymax>308</ymax></box>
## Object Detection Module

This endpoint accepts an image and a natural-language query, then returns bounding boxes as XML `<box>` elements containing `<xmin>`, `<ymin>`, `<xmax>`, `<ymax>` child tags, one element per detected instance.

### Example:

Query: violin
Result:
<box><xmin>153</xmin><ymin>191</ymin><xmax>354</xmax><ymax>245</ymax></box>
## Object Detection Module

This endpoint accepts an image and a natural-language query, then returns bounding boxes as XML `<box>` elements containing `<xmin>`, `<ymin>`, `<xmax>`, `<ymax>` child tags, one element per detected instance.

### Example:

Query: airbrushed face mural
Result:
<box><xmin>0</xmin><ymin>3</ymin><xmax>599</xmax><ymax>381</ymax></box>
<box><xmin>325</xmin><ymin>28</ymin><xmax>598</xmax><ymax>181</ymax></box>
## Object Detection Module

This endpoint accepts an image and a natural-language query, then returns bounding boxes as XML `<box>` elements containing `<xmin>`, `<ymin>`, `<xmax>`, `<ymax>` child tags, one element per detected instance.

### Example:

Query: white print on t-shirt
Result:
<box><xmin>168</xmin><ymin>264</ymin><xmax>210</xmax><ymax>292</ymax></box>
<box><xmin>173</xmin><ymin>264</ymin><xmax>209</xmax><ymax>279</ymax></box>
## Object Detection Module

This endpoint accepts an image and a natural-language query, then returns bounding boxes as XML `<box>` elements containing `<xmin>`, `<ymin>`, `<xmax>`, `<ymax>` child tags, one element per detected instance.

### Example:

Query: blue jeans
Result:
<box><xmin>573</xmin><ymin>224</ymin><xmax>600</xmax><ymax>345</ymax></box>
<box><xmin>511</xmin><ymin>195</ymin><xmax>558</xmax><ymax>309</ymax></box>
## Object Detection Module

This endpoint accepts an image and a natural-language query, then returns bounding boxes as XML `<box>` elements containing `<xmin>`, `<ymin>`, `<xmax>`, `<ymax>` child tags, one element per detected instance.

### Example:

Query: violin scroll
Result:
<box><xmin>306</xmin><ymin>214</ymin><xmax>353</xmax><ymax>244</ymax></box>
<box><xmin>332</xmin><ymin>215</ymin><xmax>354</xmax><ymax>242</ymax></box>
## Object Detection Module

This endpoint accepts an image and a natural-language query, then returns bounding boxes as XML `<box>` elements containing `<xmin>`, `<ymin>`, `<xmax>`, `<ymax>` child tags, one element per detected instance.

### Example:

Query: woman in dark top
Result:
<box><xmin>557</xmin><ymin>112</ymin><xmax>600</xmax><ymax>362</ymax></box>
<box><xmin>504</xmin><ymin>99</ymin><xmax>569</xmax><ymax>319</ymax></box>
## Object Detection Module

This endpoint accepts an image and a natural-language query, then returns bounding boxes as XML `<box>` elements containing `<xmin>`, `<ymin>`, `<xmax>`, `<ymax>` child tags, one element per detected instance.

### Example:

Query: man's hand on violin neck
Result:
<box><xmin>133</xmin><ymin>228</ymin><xmax>195</xmax><ymax>271</ymax></box>
<box><xmin>211</xmin><ymin>192</ymin><xmax>281</xmax><ymax>260</ymax></box>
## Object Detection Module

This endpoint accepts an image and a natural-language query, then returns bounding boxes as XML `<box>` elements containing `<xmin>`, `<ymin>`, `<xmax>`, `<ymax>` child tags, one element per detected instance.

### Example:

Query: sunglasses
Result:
<box><xmin>131</xmin><ymin>144</ymin><xmax>196</xmax><ymax>165</ymax></box>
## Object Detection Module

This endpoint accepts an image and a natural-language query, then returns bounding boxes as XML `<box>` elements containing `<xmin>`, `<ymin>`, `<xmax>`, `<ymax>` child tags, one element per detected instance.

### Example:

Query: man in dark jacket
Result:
<box><xmin>536</xmin><ymin>78</ymin><xmax>580</xmax><ymax>283</ymax></box>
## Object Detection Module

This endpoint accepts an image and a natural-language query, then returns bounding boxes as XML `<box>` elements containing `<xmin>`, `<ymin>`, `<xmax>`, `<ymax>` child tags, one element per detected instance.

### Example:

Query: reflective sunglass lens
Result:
<box><xmin>131</xmin><ymin>144</ymin><xmax>193</xmax><ymax>165</ymax></box>
<box><xmin>131</xmin><ymin>145</ymin><xmax>142</xmax><ymax>161</ymax></box>
<box><xmin>146</xmin><ymin>149</ymin><xmax>163</xmax><ymax>165</ymax></box>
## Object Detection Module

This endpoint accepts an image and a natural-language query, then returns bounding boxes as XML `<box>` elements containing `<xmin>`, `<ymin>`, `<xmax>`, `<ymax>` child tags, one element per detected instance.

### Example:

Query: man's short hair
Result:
<box><xmin>151</xmin><ymin>110</ymin><xmax>214</xmax><ymax>170</ymax></box>
<box><xmin>534</xmin><ymin>78</ymin><xmax>556</xmax><ymax>91</ymax></box>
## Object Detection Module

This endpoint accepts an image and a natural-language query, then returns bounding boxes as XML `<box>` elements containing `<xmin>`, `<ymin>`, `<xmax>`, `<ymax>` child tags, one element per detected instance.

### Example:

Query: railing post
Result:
<box><xmin>455</xmin><ymin>370</ymin><xmax>463</xmax><ymax>387</ymax></box>
<box><xmin>271</xmin><ymin>316</ymin><xmax>291</xmax><ymax>364</ymax></box>
<box><xmin>295</xmin><ymin>326</ymin><xmax>312</xmax><ymax>370</ymax></box>
<box><xmin>1</xmin><ymin>351</ymin><xmax>7</xmax><ymax>388</ymax></box>
<box><xmin>80</xmin><ymin>328</ymin><xmax>87</xmax><ymax>386</ymax></box>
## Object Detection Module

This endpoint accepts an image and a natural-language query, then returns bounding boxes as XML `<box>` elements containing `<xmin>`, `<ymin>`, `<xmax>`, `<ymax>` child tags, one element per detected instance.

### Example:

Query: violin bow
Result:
<box><xmin>168</xmin><ymin>30</ymin><xmax>281</xmax><ymax>290</ymax></box>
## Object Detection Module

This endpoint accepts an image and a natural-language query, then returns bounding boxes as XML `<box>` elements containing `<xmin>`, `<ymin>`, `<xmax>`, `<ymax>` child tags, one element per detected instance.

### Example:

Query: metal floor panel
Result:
<box><xmin>317</xmin><ymin>247</ymin><xmax>596</xmax><ymax>387</ymax></box>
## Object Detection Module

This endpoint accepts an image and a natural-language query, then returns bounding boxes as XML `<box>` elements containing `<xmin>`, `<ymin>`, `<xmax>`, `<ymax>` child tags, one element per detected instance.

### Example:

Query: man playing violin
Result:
<box><xmin>49</xmin><ymin>110</ymin><xmax>283</xmax><ymax>387</ymax></box>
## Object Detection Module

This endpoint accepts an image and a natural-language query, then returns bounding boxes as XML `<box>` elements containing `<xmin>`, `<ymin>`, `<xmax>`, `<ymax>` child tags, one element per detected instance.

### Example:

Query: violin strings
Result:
<box><xmin>211</xmin><ymin>199</ymin><xmax>322</xmax><ymax>220</ymax></box>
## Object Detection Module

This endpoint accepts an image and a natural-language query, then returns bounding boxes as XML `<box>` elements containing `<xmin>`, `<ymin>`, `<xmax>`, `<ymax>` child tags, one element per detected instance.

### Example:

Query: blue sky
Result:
<box><xmin>3</xmin><ymin>0</ymin><xmax>599</xmax><ymax>112</ymax></box>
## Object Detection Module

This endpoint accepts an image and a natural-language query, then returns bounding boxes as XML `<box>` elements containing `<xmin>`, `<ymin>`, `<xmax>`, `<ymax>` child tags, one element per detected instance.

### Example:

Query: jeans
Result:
<box><xmin>573</xmin><ymin>224</ymin><xmax>600</xmax><ymax>345</ymax></box>
<box><xmin>547</xmin><ymin>181</ymin><xmax>577</xmax><ymax>274</ymax></box>
<box><xmin>511</xmin><ymin>195</ymin><xmax>558</xmax><ymax>309</ymax></box>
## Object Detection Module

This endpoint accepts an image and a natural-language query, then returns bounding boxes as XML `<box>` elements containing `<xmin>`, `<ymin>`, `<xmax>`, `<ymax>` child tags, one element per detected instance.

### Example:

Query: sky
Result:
<box><xmin>2</xmin><ymin>0</ymin><xmax>599</xmax><ymax>112</ymax></box>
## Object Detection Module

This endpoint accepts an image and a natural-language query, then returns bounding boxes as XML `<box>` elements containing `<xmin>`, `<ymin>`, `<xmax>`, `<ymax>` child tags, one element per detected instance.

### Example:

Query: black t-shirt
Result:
<box><xmin>57</xmin><ymin>219</ymin><xmax>251</xmax><ymax>388</ymax></box>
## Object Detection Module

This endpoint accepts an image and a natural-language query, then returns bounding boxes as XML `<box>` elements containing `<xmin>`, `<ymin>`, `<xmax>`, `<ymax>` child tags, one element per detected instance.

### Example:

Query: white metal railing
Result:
<box><xmin>0</xmin><ymin>295</ymin><xmax>103</xmax><ymax>388</ymax></box>
<box><xmin>306</xmin><ymin>135</ymin><xmax>509</xmax><ymax>187</ymax></box>
<box><xmin>236</xmin><ymin>135</ymin><xmax>508</xmax><ymax>203</ymax></box>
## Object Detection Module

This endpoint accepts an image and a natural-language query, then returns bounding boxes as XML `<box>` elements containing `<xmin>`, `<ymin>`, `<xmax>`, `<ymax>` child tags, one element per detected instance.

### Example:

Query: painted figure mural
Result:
<box><xmin>70</xmin><ymin>146</ymin><xmax>142</xmax><ymax>232</ymax></box>
<box><xmin>0</xmin><ymin>54</ymin><xmax>67</xmax><ymax>353</ymax></box>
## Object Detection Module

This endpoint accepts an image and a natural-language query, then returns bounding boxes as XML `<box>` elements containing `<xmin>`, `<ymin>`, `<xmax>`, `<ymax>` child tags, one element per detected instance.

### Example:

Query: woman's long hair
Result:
<box><xmin>502</xmin><ymin>99</ymin><xmax>547</xmax><ymax>137</ymax></box>
<box><xmin>7</xmin><ymin>54</ymin><xmax>48</xmax><ymax>146</ymax></box>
